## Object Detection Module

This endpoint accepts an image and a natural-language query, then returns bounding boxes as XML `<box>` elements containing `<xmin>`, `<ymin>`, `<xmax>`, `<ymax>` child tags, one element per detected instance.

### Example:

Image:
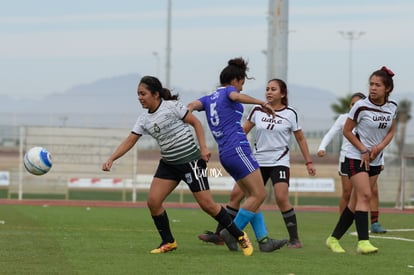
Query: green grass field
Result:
<box><xmin>0</xmin><ymin>204</ymin><xmax>413</xmax><ymax>275</ymax></box>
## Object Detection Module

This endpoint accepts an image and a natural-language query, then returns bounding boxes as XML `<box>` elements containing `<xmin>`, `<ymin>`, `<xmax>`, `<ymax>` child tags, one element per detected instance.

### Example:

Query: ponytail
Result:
<box><xmin>139</xmin><ymin>76</ymin><xmax>179</xmax><ymax>100</ymax></box>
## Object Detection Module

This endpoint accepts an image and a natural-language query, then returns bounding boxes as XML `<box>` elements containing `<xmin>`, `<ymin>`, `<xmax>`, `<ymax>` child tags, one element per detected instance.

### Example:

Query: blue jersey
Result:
<box><xmin>198</xmin><ymin>86</ymin><xmax>250</xmax><ymax>154</ymax></box>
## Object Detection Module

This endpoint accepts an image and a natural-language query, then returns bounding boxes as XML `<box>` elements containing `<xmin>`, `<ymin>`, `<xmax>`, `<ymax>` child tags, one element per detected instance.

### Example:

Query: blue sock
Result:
<box><xmin>234</xmin><ymin>208</ymin><xmax>255</xmax><ymax>231</ymax></box>
<box><xmin>250</xmin><ymin>211</ymin><xmax>268</xmax><ymax>241</ymax></box>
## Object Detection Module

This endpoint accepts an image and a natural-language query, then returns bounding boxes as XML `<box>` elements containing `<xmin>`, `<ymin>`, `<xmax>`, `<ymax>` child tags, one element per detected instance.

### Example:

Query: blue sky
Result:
<box><xmin>1</xmin><ymin>0</ymin><xmax>413</xmax><ymax>99</ymax></box>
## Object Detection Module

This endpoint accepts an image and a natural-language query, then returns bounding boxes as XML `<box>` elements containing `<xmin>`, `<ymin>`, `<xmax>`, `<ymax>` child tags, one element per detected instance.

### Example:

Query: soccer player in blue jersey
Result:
<box><xmin>102</xmin><ymin>75</ymin><xmax>252</xmax><ymax>255</ymax></box>
<box><xmin>188</xmin><ymin>57</ymin><xmax>286</xmax><ymax>254</ymax></box>
<box><xmin>326</xmin><ymin>66</ymin><xmax>397</xmax><ymax>254</ymax></box>
<box><xmin>198</xmin><ymin>78</ymin><xmax>315</xmax><ymax>249</ymax></box>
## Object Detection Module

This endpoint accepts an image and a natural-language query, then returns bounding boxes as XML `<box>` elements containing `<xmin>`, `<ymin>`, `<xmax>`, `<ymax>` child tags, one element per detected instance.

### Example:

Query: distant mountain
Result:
<box><xmin>1</xmin><ymin>74</ymin><xmax>141</xmax><ymax>114</ymax></box>
<box><xmin>1</xmin><ymin>74</ymin><xmax>413</xmax><ymax>141</ymax></box>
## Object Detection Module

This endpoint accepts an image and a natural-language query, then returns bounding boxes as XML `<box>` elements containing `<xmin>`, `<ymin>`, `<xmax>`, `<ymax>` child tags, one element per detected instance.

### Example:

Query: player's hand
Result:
<box><xmin>306</xmin><ymin>163</ymin><xmax>316</xmax><ymax>176</ymax></box>
<box><xmin>102</xmin><ymin>160</ymin><xmax>113</xmax><ymax>171</ymax></box>
<box><xmin>360</xmin><ymin>150</ymin><xmax>370</xmax><ymax>170</ymax></box>
<box><xmin>317</xmin><ymin>150</ymin><xmax>326</xmax><ymax>157</ymax></box>
<box><xmin>369</xmin><ymin>146</ymin><xmax>379</xmax><ymax>161</ymax></box>
<box><xmin>200</xmin><ymin>147</ymin><xmax>211</xmax><ymax>163</ymax></box>
<box><xmin>261</xmin><ymin>102</ymin><xmax>275</xmax><ymax>118</ymax></box>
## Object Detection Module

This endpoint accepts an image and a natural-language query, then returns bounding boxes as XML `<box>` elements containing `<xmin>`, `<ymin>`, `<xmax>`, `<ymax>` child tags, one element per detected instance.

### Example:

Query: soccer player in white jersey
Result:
<box><xmin>244</xmin><ymin>78</ymin><xmax>316</xmax><ymax>248</ymax></box>
<box><xmin>326</xmin><ymin>66</ymin><xmax>397</xmax><ymax>254</ymax></box>
<box><xmin>317</xmin><ymin>92</ymin><xmax>387</xmax><ymax>233</ymax></box>
<box><xmin>102</xmin><ymin>75</ymin><xmax>251</xmax><ymax>255</ymax></box>
<box><xmin>198</xmin><ymin>78</ymin><xmax>316</xmax><ymax>249</ymax></box>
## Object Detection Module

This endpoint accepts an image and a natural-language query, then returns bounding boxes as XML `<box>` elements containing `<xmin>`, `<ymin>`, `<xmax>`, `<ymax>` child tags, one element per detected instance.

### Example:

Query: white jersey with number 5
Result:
<box><xmin>247</xmin><ymin>105</ymin><xmax>300</xmax><ymax>167</ymax></box>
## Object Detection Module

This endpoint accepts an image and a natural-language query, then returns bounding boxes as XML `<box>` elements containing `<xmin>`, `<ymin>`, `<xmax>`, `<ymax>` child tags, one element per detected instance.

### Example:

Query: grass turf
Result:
<box><xmin>0</xmin><ymin>205</ymin><xmax>413</xmax><ymax>274</ymax></box>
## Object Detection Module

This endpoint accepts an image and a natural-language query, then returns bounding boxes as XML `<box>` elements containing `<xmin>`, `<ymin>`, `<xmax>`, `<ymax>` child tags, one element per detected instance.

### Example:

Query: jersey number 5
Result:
<box><xmin>209</xmin><ymin>102</ymin><xmax>220</xmax><ymax>126</ymax></box>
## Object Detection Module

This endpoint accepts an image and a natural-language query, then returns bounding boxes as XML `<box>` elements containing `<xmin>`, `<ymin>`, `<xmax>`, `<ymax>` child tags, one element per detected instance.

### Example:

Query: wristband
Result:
<box><xmin>305</xmin><ymin>161</ymin><xmax>313</xmax><ymax>166</ymax></box>
<box><xmin>361</xmin><ymin>149</ymin><xmax>370</xmax><ymax>154</ymax></box>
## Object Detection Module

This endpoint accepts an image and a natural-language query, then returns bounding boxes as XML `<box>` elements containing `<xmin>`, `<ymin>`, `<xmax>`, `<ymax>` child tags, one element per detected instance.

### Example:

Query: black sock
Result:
<box><xmin>370</xmin><ymin>211</ymin><xmax>379</xmax><ymax>224</ymax></box>
<box><xmin>331</xmin><ymin>207</ymin><xmax>355</xmax><ymax>240</ymax></box>
<box><xmin>214</xmin><ymin>206</ymin><xmax>243</xmax><ymax>238</ymax></box>
<box><xmin>152</xmin><ymin>210</ymin><xmax>174</xmax><ymax>244</ymax></box>
<box><xmin>282</xmin><ymin>208</ymin><xmax>299</xmax><ymax>241</ymax></box>
<box><xmin>225</xmin><ymin>205</ymin><xmax>239</xmax><ymax>219</ymax></box>
<box><xmin>214</xmin><ymin>205</ymin><xmax>239</xmax><ymax>234</ymax></box>
<box><xmin>355</xmin><ymin>211</ymin><xmax>369</xmax><ymax>240</ymax></box>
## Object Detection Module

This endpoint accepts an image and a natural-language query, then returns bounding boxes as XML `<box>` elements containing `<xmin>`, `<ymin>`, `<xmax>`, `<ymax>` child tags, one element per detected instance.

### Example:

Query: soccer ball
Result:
<box><xmin>23</xmin><ymin>147</ymin><xmax>53</xmax><ymax>175</ymax></box>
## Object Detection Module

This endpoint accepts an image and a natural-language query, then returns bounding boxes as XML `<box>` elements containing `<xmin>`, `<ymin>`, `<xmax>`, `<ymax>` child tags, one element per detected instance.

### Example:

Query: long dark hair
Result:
<box><xmin>139</xmin><ymin>75</ymin><xmax>179</xmax><ymax>100</ymax></box>
<box><xmin>268</xmin><ymin>78</ymin><xmax>288</xmax><ymax>106</ymax></box>
<box><xmin>219</xmin><ymin>57</ymin><xmax>254</xmax><ymax>85</ymax></box>
<box><xmin>350</xmin><ymin>92</ymin><xmax>366</xmax><ymax>101</ymax></box>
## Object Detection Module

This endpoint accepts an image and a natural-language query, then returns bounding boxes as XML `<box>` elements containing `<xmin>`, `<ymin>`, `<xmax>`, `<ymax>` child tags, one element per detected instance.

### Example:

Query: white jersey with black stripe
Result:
<box><xmin>132</xmin><ymin>100</ymin><xmax>200</xmax><ymax>164</ymax></box>
<box><xmin>247</xmin><ymin>105</ymin><xmax>300</xmax><ymax>167</ymax></box>
<box><xmin>346</xmin><ymin>97</ymin><xmax>397</xmax><ymax>165</ymax></box>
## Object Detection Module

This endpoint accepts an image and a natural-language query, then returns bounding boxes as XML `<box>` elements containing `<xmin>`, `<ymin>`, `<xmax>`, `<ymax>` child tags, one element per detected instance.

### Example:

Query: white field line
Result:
<box><xmin>385</xmin><ymin>229</ymin><xmax>414</xmax><ymax>232</ymax></box>
<box><xmin>349</xmin><ymin>229</ymin><xmax>414</xmax><ymax>242</ymax></box>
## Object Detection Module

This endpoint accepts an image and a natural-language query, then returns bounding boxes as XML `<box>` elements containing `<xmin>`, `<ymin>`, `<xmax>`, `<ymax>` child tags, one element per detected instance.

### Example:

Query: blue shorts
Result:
<box><xmin>219</xmin><ymin>146</ymin><xmax>259</xmax><ymax>180</ymax></box>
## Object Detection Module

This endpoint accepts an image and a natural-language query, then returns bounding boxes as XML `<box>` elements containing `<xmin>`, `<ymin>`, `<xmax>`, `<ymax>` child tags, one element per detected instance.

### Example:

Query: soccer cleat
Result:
<box><xmin>258</xmin><ymin>237</ymin><xmax>288</xmax><ymax>252</ymax></box>
<box><xmin>357</xmin><ymin>240</ymin><xmax>378</xmax><ymax>254</ymax></box>
<box><xmin>287</xmin><ymin>239</ymin><xmax>303</xmax><ymax>249</ymax></box>
<box><xmin>219</xmin><ymin>229</ymin><xmax>239</xmax><ymax>251</ymax></box>
<box><xmin>150</xmin><ymin>241</ymin><xmax>177</xmax><ymax>254</ymax></box>
<box><xmin>237</xmin><ymin>231</ymin><xmax>253</xmax><ymax>256</ymax></box>
<box><xmin>370</xmin><ymin>222</ymin><xmax>387</xmax><ymax>234</ymax></box>
<box><xmin>326</xmin><ymin>236</ymin><xmax>346</xmax><ymax>253</ymax></box>
<box><xmin>197</xmin><ymin>230</ymin><xmax>224</xmax><ymax>245</ymax></box>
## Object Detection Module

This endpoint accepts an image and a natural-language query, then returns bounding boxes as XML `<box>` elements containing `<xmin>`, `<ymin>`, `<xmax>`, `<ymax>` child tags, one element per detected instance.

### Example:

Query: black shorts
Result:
<box><xmin>260</xmin><ymin>166</ymin><xmax>290</xmax><ymax>186</ymax></box>
<box><xmin>339</xmin><ymin>161</ymin><xmax>348</xmax><ymax>176</ymax></box>
<box><xmin>154</xmin><ymin>159</ymin><xmax>210</xmax><ymax>193</ymax></box>
<box><xmin>344</xmin><ymin>157</ymin><xmax>382</xmax><ymax>178</ymax></box>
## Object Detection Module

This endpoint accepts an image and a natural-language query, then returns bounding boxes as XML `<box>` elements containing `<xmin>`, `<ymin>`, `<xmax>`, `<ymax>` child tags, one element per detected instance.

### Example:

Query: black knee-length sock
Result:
<box><xmin>282</xmin><ymin>208</ymin><xmax>299</xmax><ymax>241</ymax></box>
<box><xmin>214</xmin><ymin>205</ymin><xmax>239</xmax><ymax>234</ymax></box>
<box><xmin>355</xmin><ymin>211</ymin><xmax>369</xmax><ymax>240</ymax></box>
<box><xmin>332</xmin><ymin>207</ymin><xmax>355</xmax><ymax>240</ymax></box>
<box><xmin>152</xmin><ymin>210</ymin><xmax>174</xmax><ymax>244</ymax></box>
<box><xmin>214</xmin><ymin>206</ymin><xmax>243</xmax><ymax>238</ymax></box>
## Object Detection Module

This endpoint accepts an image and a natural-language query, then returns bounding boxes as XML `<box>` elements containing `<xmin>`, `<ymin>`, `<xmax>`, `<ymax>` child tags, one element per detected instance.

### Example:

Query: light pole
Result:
<box><xmin>339</xmin><ymin>30</ymin><xmax>365</xmax><ymax>93</ymax></box>
<box><xmin>267</xmin><ymin>0</ymin><xmax>289</xmax><ymax>82</ymax></box>
<box><xmin>152</xmin><ymin>51</ymin><xmax>160</xmax><ymax>78</ymax></box>
<box><xmin>165</xmin><ymin>0</ymin><xmax>172</xmax><ymax>87</ymax></box>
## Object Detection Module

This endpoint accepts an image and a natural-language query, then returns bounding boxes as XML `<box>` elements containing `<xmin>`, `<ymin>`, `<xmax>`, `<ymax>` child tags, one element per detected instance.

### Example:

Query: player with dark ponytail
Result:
<box><xmin>326</xmin><ymin>66</ymin><xmax>397</xmax><ymax>254</ymax></box>
<box><xmin>103</xmin><ymin>75</ymin><xmax>248</xmax><ymax>255</ymax></box>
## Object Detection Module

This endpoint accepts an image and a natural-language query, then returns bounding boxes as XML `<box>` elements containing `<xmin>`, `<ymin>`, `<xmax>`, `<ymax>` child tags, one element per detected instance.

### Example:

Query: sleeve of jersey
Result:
<box><xmin>131</xmin><ymin>116</ymin><xmax>145</xmax><ymax>135</ymax></box>
<box><xmin>246</xmin><ymin>106</ymin><xmax>258</xmax><ymax>122</ymax></box>
<box><xmin>392</xmin><ymin>102</ymin><xmax>398</xmax><ymax>119</ymax></box>
<box><xmin>173</xmin><ymin>100</ymin><xmax>189</xmax><ymax>120</ymax></box>
<box><xmin>197</xmin><ymin>96</ymin><xmax>207</xmax><ymax>111</ymax></box>
<box><xmin>318</xmin><ymin>114</ymin><xmax>345</xmax><ymax>151</ymax></box>
<box><xmin>348</xmin><ymin>102</ymin><xmax>360</xmax><ymax>122</ymax></box>
<box><xmin>225</xmin><ymin>86</ymin><xmax>238</xmax><ymax>99</ymax></box>
<box><xmin>288</xmin><ymin>107</ymin><xmax>301</xmax><ymax>132</ymax></box>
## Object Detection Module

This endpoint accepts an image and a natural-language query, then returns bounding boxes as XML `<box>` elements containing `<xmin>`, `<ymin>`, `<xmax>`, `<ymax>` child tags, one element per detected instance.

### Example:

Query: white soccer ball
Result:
<box><xmin>23</xmin><ymin>147</ymin><xmax>53</xmax><ymax>176</ymax></box>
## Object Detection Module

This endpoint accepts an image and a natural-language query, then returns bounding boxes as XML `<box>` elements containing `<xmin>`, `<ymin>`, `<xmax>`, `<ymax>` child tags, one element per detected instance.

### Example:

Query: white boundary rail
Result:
<box><xmin>12</xmin><ymin>126</ymin><xmax>138</xmax><ymax>201</ymax></box>
<box><xmin>399</xmin><ymin>154</ymin><xmax>414</xmax><ymax>210</ymax></box>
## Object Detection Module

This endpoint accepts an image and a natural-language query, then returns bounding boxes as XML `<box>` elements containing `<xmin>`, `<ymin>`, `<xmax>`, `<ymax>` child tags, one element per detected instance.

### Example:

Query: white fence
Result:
<box><xmin>9</xmin><ymin>126</ymin><xmax>138</xmax><ymax>200</ymax></box>
<box><xmin>2</xmin><ymin>125</ymin><xmax>413</xmax><ymax>207</ymax></box>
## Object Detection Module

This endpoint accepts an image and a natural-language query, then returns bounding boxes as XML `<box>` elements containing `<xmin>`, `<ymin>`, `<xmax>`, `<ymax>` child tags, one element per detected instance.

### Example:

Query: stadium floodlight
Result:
<box><xmin>339</xmin><ymin>30</ymin><xmax>366</xmax><ymax>93</ymax></box>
